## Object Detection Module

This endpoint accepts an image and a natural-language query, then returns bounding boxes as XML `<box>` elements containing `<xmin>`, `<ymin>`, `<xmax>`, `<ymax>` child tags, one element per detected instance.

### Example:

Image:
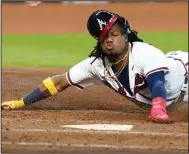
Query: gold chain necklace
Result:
<box><xmin>104</xmin><ymin>44</ymin><xmax>130</xmax><ymax>79</ymax></box>
<box><xmin>111</xmin><ymin>50</ymin><xmax>128</xmax><ymax>65</ymax></box>
<box><xmin>114</xmin><ymin>51</ymin><xmax>129</xmax><ymax>77</ymax></box>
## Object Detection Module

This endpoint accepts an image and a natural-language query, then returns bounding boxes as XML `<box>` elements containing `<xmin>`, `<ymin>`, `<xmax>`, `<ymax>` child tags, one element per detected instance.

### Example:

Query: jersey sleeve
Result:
<box><xmin>133</xmin><ymin>43</ymin><xmax>169</xmax><ymax>78</ymax></box>
<box><xmin>66</xmin><ymin>57</ymin><xmax>102</xmax><ymax>89</ymax></box>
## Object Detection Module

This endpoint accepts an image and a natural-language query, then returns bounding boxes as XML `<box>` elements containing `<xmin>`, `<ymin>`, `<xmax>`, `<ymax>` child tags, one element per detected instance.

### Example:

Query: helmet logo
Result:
<box><xmin>97</xmin><ymin>18</ymin><xmax>107</xmax><ymax>30</ymax></box>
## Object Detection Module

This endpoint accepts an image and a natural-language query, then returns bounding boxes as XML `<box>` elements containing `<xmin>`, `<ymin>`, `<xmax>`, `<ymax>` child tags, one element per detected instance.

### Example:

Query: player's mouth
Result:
<box><xmin>105</xmin><ymin>45</ymin><xmax>114</xmax><ymax>51</ymax></box>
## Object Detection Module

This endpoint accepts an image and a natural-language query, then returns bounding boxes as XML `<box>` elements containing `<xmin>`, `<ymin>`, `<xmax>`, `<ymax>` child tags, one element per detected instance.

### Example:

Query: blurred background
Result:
<box><xmin>2</xmin><ymin>0</ymin><xmax>188</xmax><ymax>68</ymax></box>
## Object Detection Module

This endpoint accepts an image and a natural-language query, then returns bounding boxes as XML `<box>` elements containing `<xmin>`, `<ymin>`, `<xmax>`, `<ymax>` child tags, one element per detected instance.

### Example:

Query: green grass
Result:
<box><xmin>2</xmin><ymin>32</ymin><xmax>188</xmax><ymax>68</ymax></box>
<box><xmin>138</xmin><ymin>32</ymin><xmax>188</xmax><ymax>52</ymax></box>
<box><xmin>2</xmin><ymin>34</ymin><xmax>96</xmax><ymax>68</ymax></box>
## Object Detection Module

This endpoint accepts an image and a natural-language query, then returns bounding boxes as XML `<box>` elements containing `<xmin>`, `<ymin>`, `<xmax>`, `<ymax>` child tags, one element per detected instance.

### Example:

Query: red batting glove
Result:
<box><xmin>149</xmin><ymin>97</ymin><xmax>171</xmax><ymax>123</ymax></box>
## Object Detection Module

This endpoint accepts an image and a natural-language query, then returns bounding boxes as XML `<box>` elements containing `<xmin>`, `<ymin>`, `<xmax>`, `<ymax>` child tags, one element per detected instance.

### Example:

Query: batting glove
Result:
<box><xmin>1</xmin><ymin>99</ymin><xmax>24</xmax><ymax>110</ymax></box>
<box><xmin>149</xmin><ymin>97</ymin><xmax>171</xmax><ymax>123</ymax></box>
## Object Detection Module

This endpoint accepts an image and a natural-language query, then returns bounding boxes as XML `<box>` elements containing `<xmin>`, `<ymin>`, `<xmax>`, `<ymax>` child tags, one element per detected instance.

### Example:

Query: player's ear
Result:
<box><xmin>124</xmin><ymin>34</ymin><xmax>128</xmax><ymax>42</ymax></box>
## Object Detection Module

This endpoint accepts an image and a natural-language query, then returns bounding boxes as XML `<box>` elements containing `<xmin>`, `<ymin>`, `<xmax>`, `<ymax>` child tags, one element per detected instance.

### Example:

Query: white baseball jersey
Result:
<box><xmin>66</xmin><ymin>42</ymin><xmax>188</xmax><ymax>106</ymax></box>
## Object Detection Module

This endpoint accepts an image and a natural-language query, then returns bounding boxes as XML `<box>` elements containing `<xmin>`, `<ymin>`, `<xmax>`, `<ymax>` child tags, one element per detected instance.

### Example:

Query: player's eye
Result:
<box><xmin>112</xmin><ymin>32</ymin><xmax>118</xmax><ymax>36</ymax></box>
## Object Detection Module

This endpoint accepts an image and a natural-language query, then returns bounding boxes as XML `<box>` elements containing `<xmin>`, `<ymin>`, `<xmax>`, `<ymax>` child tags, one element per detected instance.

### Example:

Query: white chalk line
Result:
<box><xmin>2</xmin><ymin>141</ymin><xmax>187</xmax><ymax>151</ymax></box>
<box><xmin>2</xmin><ymin>128</ymin><xmax>188</xmax><ymax>137</ymax></box>
<box><xmin>30</xmin><ymin>119</ymin><xmax>189</xmax><ymax>126</ymax></box>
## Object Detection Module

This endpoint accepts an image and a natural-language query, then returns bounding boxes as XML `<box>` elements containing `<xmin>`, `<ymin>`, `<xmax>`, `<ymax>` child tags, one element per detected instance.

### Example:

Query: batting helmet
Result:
<box><xmin>87</xmin><ymin>10</ymin><xmax>131</xmax><ymax>42</ymax></box>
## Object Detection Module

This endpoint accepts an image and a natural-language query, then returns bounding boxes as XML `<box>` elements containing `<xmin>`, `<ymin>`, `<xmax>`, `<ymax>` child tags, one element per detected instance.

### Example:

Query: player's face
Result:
<box><xmin>100</xmin><ymin>23</ymin><xmax>127</xmax><ymax>56</ymax></box>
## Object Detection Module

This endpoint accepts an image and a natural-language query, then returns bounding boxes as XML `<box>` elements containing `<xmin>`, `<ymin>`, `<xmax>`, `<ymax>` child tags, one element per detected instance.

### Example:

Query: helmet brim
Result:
<box><xmin>98</xmin><ymin>14</ymin><xmax>118</xmax><ymax>42</ymax></box>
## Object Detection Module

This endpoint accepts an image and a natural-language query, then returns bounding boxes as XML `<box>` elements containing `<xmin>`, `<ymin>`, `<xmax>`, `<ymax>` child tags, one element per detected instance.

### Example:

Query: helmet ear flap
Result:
<box><xmin>117</xmin><ymin>15</ymin><xmax>131</xmax><ymax>35</ymax></box>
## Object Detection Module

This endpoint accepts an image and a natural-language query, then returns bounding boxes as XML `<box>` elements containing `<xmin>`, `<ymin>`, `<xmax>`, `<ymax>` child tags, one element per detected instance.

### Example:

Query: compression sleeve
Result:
<box><xmin>146</xmin><ymin>71</ymin><xmax>167</xmax><ymax>100</ymax></box>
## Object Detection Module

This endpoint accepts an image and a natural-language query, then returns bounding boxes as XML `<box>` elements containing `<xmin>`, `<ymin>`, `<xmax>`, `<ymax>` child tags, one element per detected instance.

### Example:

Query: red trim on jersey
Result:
<box><xmin>98</xmin><ymin>14</ymin><xmax>118</xmax><ymax>42</ymax></box>
<box><xmin>67</xmin><ymin>71</ymin><xmax>84</xmax><ymax>89</ymax></box>
<box><xmin>174</xmin><ymin>58</ymin><xmax>188</xmax><ymax>76</ymax></box>
<box><xmin>107</xmin><ymin>71</ymin><xmax>121</xmax><ymax>87</ymax></box>
<box><xmin>145</xmin><ymin>67</ymin><xmax>169</xmax><ymax>78</ymax></box>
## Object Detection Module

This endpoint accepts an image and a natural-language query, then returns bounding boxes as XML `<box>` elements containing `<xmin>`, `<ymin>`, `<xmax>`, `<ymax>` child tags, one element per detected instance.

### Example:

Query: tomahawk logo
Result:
<box><xmin>97</xmin><ymin>19</ymin><xmax>106</xmax><ymax>30</ymax></box>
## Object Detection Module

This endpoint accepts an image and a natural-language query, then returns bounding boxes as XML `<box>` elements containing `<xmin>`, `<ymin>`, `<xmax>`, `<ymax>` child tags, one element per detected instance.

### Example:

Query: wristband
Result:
<box><xmin>12</xmin><ymin>99</ymin><xmax>25</xmax><ymax>109</ymax></box>
<box><xmin>42</xmin><ymin>77</ymin><xmax>58</xmax><ymax>95</ymax></box>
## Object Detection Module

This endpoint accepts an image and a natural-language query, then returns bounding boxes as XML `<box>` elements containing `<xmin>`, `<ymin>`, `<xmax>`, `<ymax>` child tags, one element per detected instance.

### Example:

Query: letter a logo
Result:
<box><xmin>97</xmin><ymin>19</ymin><xmax>106</xmax><ymax>30</ymax></box>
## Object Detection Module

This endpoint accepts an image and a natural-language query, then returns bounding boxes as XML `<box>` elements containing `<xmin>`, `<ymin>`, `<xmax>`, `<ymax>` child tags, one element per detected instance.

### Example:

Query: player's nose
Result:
<box><xmin>105</xmin><ymin>35</ymin><xmax>114</xmax><ymax>43</ymax></box>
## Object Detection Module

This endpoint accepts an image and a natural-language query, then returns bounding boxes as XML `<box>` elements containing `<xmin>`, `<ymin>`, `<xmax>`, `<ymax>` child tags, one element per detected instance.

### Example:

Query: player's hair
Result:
<box><xmin>89</xmin><ymin>28</ymin><xmax>143</xmax><ymax>65</ymax></box>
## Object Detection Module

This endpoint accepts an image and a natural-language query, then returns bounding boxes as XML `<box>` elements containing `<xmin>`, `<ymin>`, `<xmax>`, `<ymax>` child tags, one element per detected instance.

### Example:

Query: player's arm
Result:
<box><xmin>2</xmin><ymin>58</ymin><xmax>97</xmax><ymax>110</ymax></box>
<box><xmin>146</xmin><ymin>71</ymin><xmax>170</xmax><ymax>121</ymax></box>
<box><xmin>135</xmin><ymin>44</ymin><xmax>169</xmax><ymax>104</ymax></box>
<box><xmin>146</xmin><ymin>71</ymin><xmax>167</xmax><ymax>103</ymax></box>
<box><xmin>1</xmin><ymin>73</ymin><xmax>70</xmax><ymax>110</ymax></box>
<box><xmin>134</xmin><ymin>44</ymin><xmax>170</xmax><ymax>121</ymax></box>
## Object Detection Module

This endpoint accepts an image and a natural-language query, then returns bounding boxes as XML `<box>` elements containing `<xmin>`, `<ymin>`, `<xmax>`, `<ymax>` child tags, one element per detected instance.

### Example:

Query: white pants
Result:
<box><xmin>165</xmin><ymin>51</ymin><xmax>188</xmax><ymax>105</ymax></box>
<box><xmin>136</xmin><ymin>51</ymin><xmax>188</xmax><ymax>106</ymax></box>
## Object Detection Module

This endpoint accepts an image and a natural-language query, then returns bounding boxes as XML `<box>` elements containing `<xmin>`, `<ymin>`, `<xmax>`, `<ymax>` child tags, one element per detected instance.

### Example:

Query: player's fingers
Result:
<box><xmin>1</xmin><ymin>103</ymin><xmax>11</xmax><ymax>110</ymax></box>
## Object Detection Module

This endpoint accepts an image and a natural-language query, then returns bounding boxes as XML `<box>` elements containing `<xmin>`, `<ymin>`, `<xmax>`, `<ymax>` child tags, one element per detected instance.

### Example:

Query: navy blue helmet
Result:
<box><xmin>87</xmin><ymin>10</ymin><xmax>131</xmax><ymax>42</ymax></box>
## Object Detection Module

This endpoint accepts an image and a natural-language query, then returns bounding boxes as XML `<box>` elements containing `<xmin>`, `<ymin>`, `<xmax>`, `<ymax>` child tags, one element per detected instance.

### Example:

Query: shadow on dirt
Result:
<box><xmin>23</xmin><ymin>99</ymin><xmax>188</xmax><ymax>123</ymax></box>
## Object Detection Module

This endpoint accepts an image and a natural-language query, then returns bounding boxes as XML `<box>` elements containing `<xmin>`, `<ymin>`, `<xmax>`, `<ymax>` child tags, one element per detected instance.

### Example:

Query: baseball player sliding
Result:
<box><xmin>2</xmin><ymin>10</ymin><xmax>188</xmax><ymax>123</ymax></box>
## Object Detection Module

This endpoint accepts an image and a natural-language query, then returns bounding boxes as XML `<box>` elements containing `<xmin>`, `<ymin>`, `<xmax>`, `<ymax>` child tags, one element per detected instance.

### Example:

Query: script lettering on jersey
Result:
<box><xmin>97</xmin><ymin>19</ymin><xmax>106</xmax><ymax>30</ymax></box>
<box><xmin>134</xmin><ymin>74</ymin><xmax>147</xmax><ymax>94</ymax></box>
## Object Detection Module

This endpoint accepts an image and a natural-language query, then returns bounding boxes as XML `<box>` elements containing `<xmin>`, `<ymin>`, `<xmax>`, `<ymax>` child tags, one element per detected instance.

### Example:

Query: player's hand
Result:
<box><xmin>1</xmin><ymin>99</ymin><xmax>24</xmax><ymax>110</ymax></box>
